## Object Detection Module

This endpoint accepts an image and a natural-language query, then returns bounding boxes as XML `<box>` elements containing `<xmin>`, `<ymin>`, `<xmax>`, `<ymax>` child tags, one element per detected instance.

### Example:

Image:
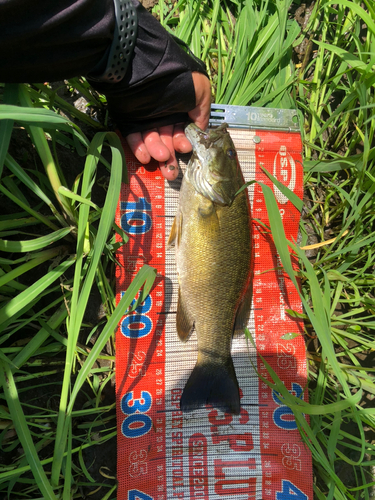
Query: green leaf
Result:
<box><xmin>0</xmin><ymin>360</ymin><xmax>58</xmax><ymax>499</ymax></box>
<box><xmin>261</xmin><ymin>166</ymin><xmax>303</xmax><ymax>211</ymax></box>
<box><xmin>0</xmin><ymin>104</ymin><xmax>71</xmax><ymax>126</ymax></box>
<box><xmin>0</xmin><ymin>226</ymin><xmax>72</xmax><ymax>253</ymax></box>
<box><xmin>69</xmin><ymin>264</ymin><xmax>157</xmax><ymax>407</ymax></box>
<box><xmin>313</xmin><ymin>40</ymin><xmax>369</xmax><ymax>75</ymax></box>
<box><xmin>327</xmin><ymin>0</ymin><xmax>375</xmax><ymax>37</ymax></box>
<box><xmin>0</xmin><ymin>258</ymin><xmax>75</xmax><ymax>333</ymax></box>
<box><xmin>0</xmin><ymin>84</ymin><xmax>19</xmax><ymax>178</ymax></box>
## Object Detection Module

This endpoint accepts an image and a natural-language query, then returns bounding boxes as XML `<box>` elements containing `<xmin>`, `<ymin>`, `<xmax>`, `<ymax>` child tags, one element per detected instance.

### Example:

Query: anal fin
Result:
<box><xmin>176</xmin><ymin>288</ymin><xmax>194</xmax><ymax>342</ymax></box>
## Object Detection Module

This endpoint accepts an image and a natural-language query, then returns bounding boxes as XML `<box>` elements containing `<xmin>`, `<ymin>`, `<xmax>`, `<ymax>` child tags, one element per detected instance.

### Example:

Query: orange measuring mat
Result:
<box><xmin>115</xmin><ymin>115</ymin><xmax>312</xmax><ymax>500</ymax></box>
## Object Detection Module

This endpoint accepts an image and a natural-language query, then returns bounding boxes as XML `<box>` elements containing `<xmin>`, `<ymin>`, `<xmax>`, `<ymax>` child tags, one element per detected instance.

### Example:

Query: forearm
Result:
<box><xmin>90</xmin><ymin>2</ymin><xmax>208</xmax><ymax>135</ymax></box>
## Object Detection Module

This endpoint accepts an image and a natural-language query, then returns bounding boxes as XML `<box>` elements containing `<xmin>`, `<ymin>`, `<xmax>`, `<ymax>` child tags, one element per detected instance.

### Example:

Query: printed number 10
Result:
<box><xmin>121</xmin><ymin>198</ymin><xmax>152</xmax><ymax>235</ymax></box>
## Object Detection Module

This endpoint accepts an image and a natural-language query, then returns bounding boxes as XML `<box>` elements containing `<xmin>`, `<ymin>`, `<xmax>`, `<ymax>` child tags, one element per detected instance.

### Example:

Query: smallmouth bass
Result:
<box><xmin>168</xmin><ymin>123</ymin><xmax>252</xmax><ymax>414</ymax></box>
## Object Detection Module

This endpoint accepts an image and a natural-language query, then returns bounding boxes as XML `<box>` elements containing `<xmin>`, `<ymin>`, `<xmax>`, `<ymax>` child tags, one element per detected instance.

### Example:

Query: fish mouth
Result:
<box><xmin>184</xmin><ymin>123</ymin><xmax>209</xmax><ymax>146</ymax></box>
<box><xmin>185</xmin><ymin>124</ymin><xmax>230</xmax><ymax>177</ymax></box>
<box><xmin>185</xmin><ymin>123</ymin><xmax>234</xmax><ymax>206</ymax></box>
<box><xmin>185</xmin><ymin>122</ymin><xmax>228</xmax><ymax>150</ymax></box>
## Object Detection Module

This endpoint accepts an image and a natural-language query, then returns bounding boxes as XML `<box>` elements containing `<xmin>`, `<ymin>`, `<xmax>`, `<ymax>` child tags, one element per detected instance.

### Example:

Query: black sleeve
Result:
<box><xmin>0</xmin><ymin>0</ymin><xmax>208</xmax><ymax>135</ymax></box>
<box><xmin>88</xmin><ymin>2</ymin><xmax>209</xmax><ymax>136</ymax></box>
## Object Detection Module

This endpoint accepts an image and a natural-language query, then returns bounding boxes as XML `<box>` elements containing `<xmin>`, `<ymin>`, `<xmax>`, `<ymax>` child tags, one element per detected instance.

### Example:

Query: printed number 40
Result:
<box><xmin>276</xmin><ymin>480</ymin><xmax>308</xmax><ymax>500</ymax></box>
<box><xmin>128</xmin><ymin>490</ymin><xmax>153</xmax><ymax>500</ymax></box>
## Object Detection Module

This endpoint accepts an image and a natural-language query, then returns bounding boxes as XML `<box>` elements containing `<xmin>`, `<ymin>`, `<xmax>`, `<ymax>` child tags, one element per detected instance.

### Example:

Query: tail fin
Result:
<box><xmin>180</xmin><ymin>358</ymin><xmax>240</xmax><ymax>414</ymax></box>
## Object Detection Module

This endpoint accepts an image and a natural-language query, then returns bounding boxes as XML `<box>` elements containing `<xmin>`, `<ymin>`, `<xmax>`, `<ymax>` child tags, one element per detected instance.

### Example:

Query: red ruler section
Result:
<box><xmin>252</xmin><ymin>130</ymin><xmax>309</xmax><ymax>500</ymax></box>
<box><xmin>115</xmin><ymin>157</ymin><xmax>167</xmax><ymax>499</ymax></box>
<box><xmin>115</xmin><ymin>126</ymin><xmax>312</xmax><ymax>500</ymax></box>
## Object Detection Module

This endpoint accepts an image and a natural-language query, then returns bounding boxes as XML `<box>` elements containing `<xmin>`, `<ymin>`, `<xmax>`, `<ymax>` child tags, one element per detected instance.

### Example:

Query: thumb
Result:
<box><xmin>188</xmin><ymin>72</ymin><xmax>211</xmax><ymax>131</ymax></box>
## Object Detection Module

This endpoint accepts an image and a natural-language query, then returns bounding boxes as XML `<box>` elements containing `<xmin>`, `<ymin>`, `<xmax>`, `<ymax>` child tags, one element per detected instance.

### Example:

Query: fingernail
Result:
<box><xmin>168</xmin><ymin>165</ymin><xmax>176</xmax><ymax>171</ymax></box>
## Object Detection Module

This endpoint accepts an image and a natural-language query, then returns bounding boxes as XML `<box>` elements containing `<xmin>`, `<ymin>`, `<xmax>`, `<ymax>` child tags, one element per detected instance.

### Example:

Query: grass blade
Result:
<box><xmin>0</xmin><ymin>360</ymin><xmax>58</xmax><ymax>499</ymax></box>
<box><xmin>0</xmin><ymin>227</ymin><xmax>72</xmax><ymax>252</ymax></box>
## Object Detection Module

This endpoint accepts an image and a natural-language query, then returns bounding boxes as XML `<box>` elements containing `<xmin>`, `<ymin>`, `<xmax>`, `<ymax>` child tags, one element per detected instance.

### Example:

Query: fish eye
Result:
<box><xmin>227</xmin><ymin>149</ymin><xmax>236</xmax><ymax>158</ymax></box>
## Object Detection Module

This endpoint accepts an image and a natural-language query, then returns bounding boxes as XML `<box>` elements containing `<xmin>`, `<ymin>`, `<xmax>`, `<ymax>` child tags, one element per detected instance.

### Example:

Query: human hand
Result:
<box><xmin>125</xmin><ymin>72</ymin><xmax>211</xmax><ymax>181</ymax></box>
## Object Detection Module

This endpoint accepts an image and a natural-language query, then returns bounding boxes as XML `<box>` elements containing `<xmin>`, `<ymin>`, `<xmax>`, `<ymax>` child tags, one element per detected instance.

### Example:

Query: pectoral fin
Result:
<box><xmin>234</xmin><ymin>280</ymin><xmax>253</xmax><ymax>335</ymax></box>
<box><xmin>176</xmin><ymin>288</ymin><xmax>194</xmax><ymax>342</ymax></box>
<box><xmin>197</xmin><ymin>197</ymin><xmax>221</xmax><ymax>237</ymax></box>
<box><xmin>198</xmin><ymin>197</ymin><xmax>215</xmax><ymax>217</ymax></box>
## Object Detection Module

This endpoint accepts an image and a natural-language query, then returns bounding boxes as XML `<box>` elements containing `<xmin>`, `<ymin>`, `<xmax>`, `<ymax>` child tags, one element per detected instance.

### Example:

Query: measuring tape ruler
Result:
<box><xmin>115</xmin><ymin>107</ymin><xmax>312</xmax><ymax>500</ymax></box>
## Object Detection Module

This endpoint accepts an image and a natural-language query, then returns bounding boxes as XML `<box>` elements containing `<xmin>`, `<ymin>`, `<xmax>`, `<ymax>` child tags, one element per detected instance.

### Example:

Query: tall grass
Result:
<box><xmin>0</xmin><ymin>0</ymin><xmax>374</xmax><ymax>498</ymax></box>
<box><xmin>0</xmin><ymin>82</ymin><xmax>156</xmax><ymax>498</ymax></box>
<box><xmin>158</xmin><ymin>0</ymin><xmax>301</xmax><ymax>108</ymax></box>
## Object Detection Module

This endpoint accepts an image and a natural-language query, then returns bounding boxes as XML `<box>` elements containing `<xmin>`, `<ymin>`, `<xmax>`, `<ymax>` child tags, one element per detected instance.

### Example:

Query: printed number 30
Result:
<box><xmin>121</xmin><ymin>391</ymin><xmax>152</xmax><ymax>439</ymax></box>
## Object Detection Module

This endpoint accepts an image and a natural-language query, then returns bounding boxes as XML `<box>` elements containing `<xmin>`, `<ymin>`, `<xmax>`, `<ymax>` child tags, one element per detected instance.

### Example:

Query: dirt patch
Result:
<box><xmin>140</xmin><ymin>0</ymin><xmax>159</xmax><ymax>10</ymax></box>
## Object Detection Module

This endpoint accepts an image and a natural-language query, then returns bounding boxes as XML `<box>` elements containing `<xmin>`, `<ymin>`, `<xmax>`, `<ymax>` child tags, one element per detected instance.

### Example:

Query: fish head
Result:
<box><xmin>185</xmin><ymin>123</ymin><xmax>243</xmax><ymax>206</ymax></box>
